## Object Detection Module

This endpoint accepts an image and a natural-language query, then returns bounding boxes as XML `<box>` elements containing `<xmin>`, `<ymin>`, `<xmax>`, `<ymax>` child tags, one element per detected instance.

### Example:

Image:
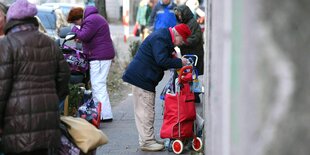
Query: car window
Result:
<box><xmin>60</xmin><ymin>6</ymin><xmax>72</xmax><ymax>17</ymax></box>
<box><xmin>37</xmin><ymin>11</ymin><xmax>56</xmax><ymax>30</ymax></box>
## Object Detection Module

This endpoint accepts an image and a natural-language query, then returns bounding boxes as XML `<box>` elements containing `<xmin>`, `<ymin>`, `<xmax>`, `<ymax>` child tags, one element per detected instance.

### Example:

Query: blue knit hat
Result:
<box><xmin>7</xmin><ymin>0</ymin><xmax>37</xmax><ymax>21</ymax></box>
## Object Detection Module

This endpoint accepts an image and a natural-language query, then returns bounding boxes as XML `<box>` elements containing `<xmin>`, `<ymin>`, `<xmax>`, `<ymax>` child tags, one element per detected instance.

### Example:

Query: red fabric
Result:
<box><xmin>174</xmin><ymin>24</ymin><xmax>191</xmax><ymax>44</ymax></box>
<box><xmin>160</xmin><ymin>82</ymin><xmax>196</xmax><ymax>139</ymax></box>
<box><xmin>91</xmin><ymin>102</ymin><xmax>101</xmax><ymax>128</ymax></box>
<box><xmin>133</xmin><ymin>23</ymin><xmax>140</xmax><ymax>36</ymax></box>
<box><xmin>169</xmin><ymin>27</ymin><xmax>175</xmax><ymax>44</ymax></box>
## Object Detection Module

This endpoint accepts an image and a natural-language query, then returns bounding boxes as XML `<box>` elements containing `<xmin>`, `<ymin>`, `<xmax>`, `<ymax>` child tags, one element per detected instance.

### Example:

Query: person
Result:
<box><xmin>0</xmin><ymin>2</ymin><xmax>8</xmax><ymax>38</ymax></box>
<box><xmin>0</xmin><ymin>0</ymin><xmax>71</xmax><ymax>154</ymax></box>
<box><xmin>148</xmin><ymin>0</ymin><xmax>177</xmax><ymax>32</ymax></box>
<box><xmin>119</xmin><ymin>0</ymin><xmax>123</xmax><ymax>21</ymax></box>
<box><xmin>122</xmin><ymin>23</ymin><xmax>191</xmax><ymax>151</ymax></box>
<box><xmin>135</xmin><ymin>0</ymin><xmax>152</xmax><ymax>40</ymax></box>
<box><xmin>67</xmin><ymin>6</ymin><xmax>115</xmax><ymax>121</ymax></box>
<box><xmin>174</xmin><ymin>5</ymin><xmax>204</xmax><ymax>103</ymax></box>
<box><xmin>174</xmin><ymin>5</ymin><xmax>204</xmax><ymax>75</ymax></box>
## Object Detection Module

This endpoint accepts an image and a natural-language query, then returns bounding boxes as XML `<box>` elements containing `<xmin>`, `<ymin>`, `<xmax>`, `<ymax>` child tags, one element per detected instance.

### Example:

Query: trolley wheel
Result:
<box><xmin>172</xmin><ymin>140</ymin><xmax>183</xmax><ymax>154</ymax></box>
<box><xmin>192</xmin><ymin>137</ymin><xmax>203</xmax><ymax>152</ymax></box>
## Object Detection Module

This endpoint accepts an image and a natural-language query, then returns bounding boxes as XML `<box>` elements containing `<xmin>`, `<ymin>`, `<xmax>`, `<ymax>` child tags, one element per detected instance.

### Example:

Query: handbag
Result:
<box><xmin>133</xmin><ymin>23</ymin><xmax>140</xmax><ymax>36</ymax></box>
<box><xmin>60</xmin><ymin>116</ymin><xmax>108</xmax><ymax>153</ymax></box>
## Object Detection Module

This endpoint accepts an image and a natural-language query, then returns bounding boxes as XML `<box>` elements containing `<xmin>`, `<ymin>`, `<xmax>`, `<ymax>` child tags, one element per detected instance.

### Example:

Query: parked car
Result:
<box><xmin>36</xmin><ymin>5</ymin><xmax>68</xmax><ymax>40</ymax></box>
<box><xmin>41</xmin><ymin>3</ymin><xmax>85</xmax><ymax>18</ymax></box>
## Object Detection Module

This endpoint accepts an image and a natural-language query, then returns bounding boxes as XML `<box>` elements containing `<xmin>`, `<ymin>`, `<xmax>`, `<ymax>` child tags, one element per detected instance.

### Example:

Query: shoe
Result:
<box><xmin>140</xmin><ymin>143</ymin><xmax>164</xmax><ymax>151</ymax></box>
<box><xmin>100</xmin><ymin>118</ymin><xmax>113</xmax><ymax>122</ymax></box>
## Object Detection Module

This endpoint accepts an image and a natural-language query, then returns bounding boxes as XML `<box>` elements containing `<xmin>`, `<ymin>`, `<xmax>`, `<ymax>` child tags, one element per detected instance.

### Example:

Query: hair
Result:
<box><xmin>172</xmin><ymin>27</ymin><xmax>179</xmax><ymax>37</ymax></box>
<box><xmin>67</xmin><ymin>7</ymin><xmax>84</xmax><ymax>23</ymax></box>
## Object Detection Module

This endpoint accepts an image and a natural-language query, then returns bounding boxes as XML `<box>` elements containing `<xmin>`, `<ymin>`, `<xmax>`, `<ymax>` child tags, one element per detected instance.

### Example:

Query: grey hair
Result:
<box><xmin>172</xmin><ymin>27</ymin><xmax>179</xmax><ymax>36</ymax></box>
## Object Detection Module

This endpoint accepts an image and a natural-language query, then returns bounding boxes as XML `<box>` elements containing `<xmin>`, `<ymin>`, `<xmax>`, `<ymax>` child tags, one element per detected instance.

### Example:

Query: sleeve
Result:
<box><xmin>151</xmin><ymin>38</ymin><xmax>182</xmax><ymax>69</ymax></box>
<box><xmin>55</xmin><ymin>45</ymin><xmax>71</xmax><ymax>101</ymax></box>
<box><xmin>136</xmin><ymin>6</ymin><xmax>141</xmax><ymax>23</ymax></box>
<box><xmin>0</xmin><ymin>40</ymin><xmax>13</xmax><ymax>129</ymax></box>
<box><xmin>71</xmin><ymin>18</ymin><xmax>100</xmax><ymax>43</ymax></box>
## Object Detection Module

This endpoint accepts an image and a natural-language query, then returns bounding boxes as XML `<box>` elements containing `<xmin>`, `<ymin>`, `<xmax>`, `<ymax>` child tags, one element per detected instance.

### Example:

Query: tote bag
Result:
<box><xmin>60</xmin><ymin>116</ymin><xmax>108</xmax><ymax>153</ymax></box>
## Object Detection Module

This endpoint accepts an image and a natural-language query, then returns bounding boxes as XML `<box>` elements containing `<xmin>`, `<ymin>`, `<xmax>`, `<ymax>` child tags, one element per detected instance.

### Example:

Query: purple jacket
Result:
<box><xmin>72</xmin><ymin>6</ymin><xmax>115</xmax><ymax>61</ymax></box>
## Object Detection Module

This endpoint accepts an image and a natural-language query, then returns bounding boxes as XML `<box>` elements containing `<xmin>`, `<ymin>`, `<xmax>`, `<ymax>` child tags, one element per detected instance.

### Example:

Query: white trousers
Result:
<box><xmin>90</xmin><ymin>60</ymin><xmax>113</xmax><ymax>120</ymax></box>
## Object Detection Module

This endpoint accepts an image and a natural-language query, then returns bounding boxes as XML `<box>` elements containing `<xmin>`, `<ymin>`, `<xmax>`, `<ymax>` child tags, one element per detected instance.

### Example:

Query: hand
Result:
<box><xmin>172</xmin><ymin>51</ymin><xmax>177</xmax><ymax>58</ymax></box>
<box><xmin>75</xmin><ymin>39</ymin><xmax>81</xmax><ymax>43</ymax></box>
<box><xmin>181</xmin><ymin>58</ymin><xmax>188</xmax><ymax>66</ymax></box>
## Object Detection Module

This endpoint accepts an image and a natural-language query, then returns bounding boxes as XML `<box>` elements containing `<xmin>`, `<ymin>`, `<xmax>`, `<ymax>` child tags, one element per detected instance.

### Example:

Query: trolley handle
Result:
<box><xmin>182</xmin><ymin>54</ymin><xmax>198</xmax><ymax>66</ymax></box>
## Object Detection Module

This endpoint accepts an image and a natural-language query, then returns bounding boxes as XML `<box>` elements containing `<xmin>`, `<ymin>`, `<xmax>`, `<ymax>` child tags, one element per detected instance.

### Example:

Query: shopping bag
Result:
<box><xmin>78</xmin><ymin>97</ymin><xmax>102</xmax><ymax>128</ymax></box>
<box><xmin>160</xmin><ymin>69</ymin><xmax>178</xmax><ymax>100</ymax></box>
<box><xmin>133</xmin><ymin>23</ymin><xmax>140</xmax><ymax>36</ymax></box>
<box><xmin>191</xmin><ymin>69</ymin><xmax>203</xmax><ymax>93</ymax></box>
<box><xmin>58</xmin><ymin>135</ymin><xmax>81</xmax><ymax>155</ymax></box>
<box><xmin>60</xmin><ymin>116</ymin><xmax>108</xmax><ymax>153</ymax></box>
<box><xmin>160</xmin><ymin>89</ymin><xmax>196</xmax><ymax>139</ymax></box>
<box><xmin>192</xmin><ymin>79</ymin><xmax>203</xmax><ymax>93</ymax></box>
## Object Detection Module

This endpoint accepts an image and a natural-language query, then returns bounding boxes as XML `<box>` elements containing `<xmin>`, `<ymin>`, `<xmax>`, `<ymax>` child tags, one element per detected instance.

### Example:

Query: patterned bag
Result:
<box><xmin>63</xmin><ymin>50</ymin><xmax>89</xmax><ymax>74</ymax></box>
<box><xmin>78</xmin><ymin>96</ymin><xmax>102</xmax><ymax>128</ymax></box>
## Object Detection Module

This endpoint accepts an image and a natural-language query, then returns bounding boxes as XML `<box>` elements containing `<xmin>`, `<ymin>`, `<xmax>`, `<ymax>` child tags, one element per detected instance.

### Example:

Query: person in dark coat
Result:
<box><xmin>67</xmin><ymin>6</ymin><xmax>115</xmax><ymax>121</ymax></box>
<box><xmin>174</xmin><ymin>4</ymin><xmax>204</xmax><ymax>75</ymax></box>
<box><xmin>0</xmin><ymin>0</ymin><xmax>70</xmax><ymax>154</ymax></box>
<box><xmin>122</xmin><ymin>24</ymin><xmax>191</xmax><ymax>151</ymax></box>
<box><xmin>174</xmin><ymin>5</ymin><xmax>204</xmax><ymax>103</ymax></box>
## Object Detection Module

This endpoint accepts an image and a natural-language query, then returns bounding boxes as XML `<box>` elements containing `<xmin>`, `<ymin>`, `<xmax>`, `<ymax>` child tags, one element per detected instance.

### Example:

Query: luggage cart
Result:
<box><xmin>160</xmin><ymin>57</ymin><xmax>202</xmax><ymax>154</ymax></box>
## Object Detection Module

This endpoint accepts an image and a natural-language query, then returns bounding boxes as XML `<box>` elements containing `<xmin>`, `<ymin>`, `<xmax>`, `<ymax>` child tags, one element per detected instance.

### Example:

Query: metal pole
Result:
<box><xmin>122</xmin><ymin>0</ymin><xmax>129</xmax><ymax>42</ymax></box>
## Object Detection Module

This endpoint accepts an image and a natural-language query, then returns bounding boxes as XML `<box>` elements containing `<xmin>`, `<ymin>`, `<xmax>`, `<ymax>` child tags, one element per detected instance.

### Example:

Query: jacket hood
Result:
<box><xmin>84</xmin><ymin>6</ymin><xmax>98</xmax><ymax>19</ymax></box>
<box><xmin>4</xmin><ymin>17</ymin><xmax>38</xmax><ymax>34</ymax></box>
<box><xmin>175</xmin><ymin>5</ymin><xmax>193</xmax><ymax>23</ymax></box>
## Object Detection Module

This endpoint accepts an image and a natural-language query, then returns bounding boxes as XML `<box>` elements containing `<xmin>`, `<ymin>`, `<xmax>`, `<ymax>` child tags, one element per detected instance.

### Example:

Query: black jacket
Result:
<box><xmin>175</xmin><ymin>5</ymin><xmax>204</xmax><ymax>75</ymax></box>
<box><xmin>0</xmin><ymin>17</ymin><xmax>70</xmax><ymax>153</ymax></box>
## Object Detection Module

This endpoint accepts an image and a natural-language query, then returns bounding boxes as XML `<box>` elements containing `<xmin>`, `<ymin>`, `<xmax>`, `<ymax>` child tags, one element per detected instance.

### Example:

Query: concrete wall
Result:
<box><xmin>205</xmin><ymin>0</ymin><xmax>310</xmax><ymax>155</ymax></box>
<box><xmin>106</xmin><ymin>0</ymin><xmax>140</xmax><ymax>23</ymax></box>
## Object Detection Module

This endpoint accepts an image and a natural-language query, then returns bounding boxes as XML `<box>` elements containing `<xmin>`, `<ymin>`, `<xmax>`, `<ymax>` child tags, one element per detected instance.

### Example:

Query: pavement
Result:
<box><xmin>94</xmin><ymin>24</ymin><xmax>203</xmax><ymax>155</ymax></box>
<box><xmin>96</xmin><ymin>74</ymin><xmax>199</xmax><ymax>155</ymax></box>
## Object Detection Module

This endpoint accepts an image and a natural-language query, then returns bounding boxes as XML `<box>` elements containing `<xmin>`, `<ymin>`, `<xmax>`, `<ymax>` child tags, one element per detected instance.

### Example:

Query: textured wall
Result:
<box><xmin>205</xmin><ymin>0</ymin><xmax>310</xmax><ymax>155</ymax></box>
<box><xmin>261</xmin><ymin>0</ymin><xmax>310</xmax><ymax>155</ymax></box>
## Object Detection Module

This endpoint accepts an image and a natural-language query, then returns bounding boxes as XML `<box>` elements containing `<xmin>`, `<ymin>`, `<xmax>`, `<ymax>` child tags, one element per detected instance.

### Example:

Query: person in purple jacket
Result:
<box><xmin>67</xmin><ymin>6</ymin><xmax>115</xmax><ymax>121</ymax></box>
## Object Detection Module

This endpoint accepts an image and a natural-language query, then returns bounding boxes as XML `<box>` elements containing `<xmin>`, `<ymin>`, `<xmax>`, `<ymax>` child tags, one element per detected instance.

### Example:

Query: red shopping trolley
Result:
<box><xmin>160</xmin><ymin>65</ymin><xmax>203</xmax><ymax>154</ymax></box>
